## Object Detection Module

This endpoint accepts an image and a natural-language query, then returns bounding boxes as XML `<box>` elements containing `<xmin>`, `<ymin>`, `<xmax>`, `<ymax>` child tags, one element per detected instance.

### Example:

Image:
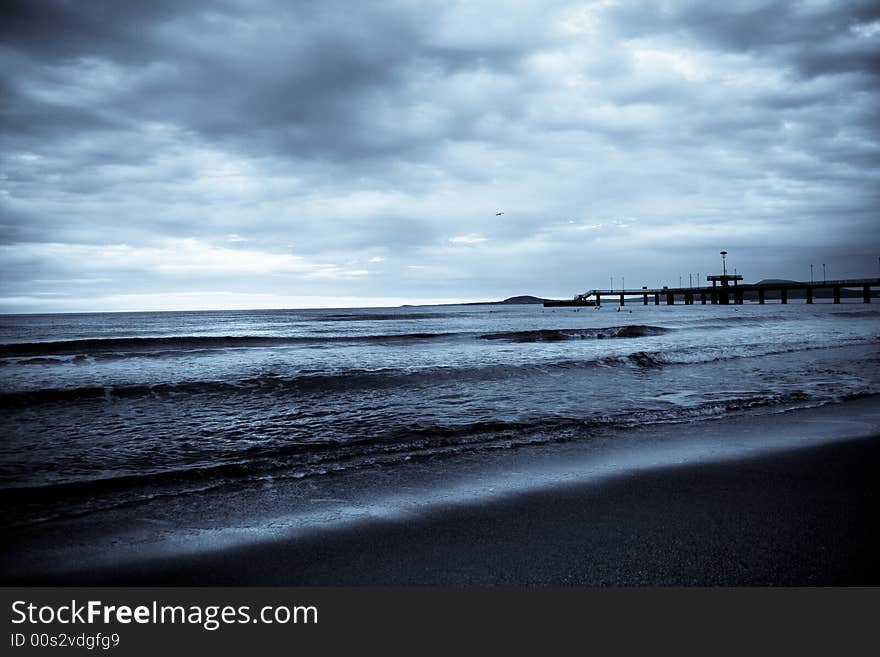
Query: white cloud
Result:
<box><xmin>448</xmin><ymin>234</ymin><xmax>489</xmax><ymax>245</ymax></box>
<box><xmin>851</xmin><ymin>20</ymin><xmax>880</xmax><ymax>38</ymax></box>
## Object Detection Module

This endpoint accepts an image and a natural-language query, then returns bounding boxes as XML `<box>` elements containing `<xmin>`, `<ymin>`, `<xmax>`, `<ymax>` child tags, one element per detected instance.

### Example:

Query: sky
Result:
<box><xmin>1</xmin><ymin>0</ymin><xmax>879</xmax><ymax>312</ymax></box>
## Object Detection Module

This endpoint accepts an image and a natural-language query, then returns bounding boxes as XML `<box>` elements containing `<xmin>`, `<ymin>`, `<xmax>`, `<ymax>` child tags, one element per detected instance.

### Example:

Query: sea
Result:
<box><xmin>2</xmin><ymin>301</ymin><xmax>879</xmax><ymax>573</ymax></box>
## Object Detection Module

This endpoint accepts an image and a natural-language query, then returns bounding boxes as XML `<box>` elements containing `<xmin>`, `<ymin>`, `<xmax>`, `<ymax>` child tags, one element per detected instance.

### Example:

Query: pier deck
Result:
<box><xmin>581</xmin><ymin>278</ymin><xmax>880</xmax><ymax>306</ymax></box>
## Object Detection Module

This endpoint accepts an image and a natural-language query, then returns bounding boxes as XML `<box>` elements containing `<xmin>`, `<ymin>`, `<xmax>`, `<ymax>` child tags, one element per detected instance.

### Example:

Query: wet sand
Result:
<box><xmin>16</xmin><ymin>430</ymin><xmax>880</xmax><ymax>586</ymax></box>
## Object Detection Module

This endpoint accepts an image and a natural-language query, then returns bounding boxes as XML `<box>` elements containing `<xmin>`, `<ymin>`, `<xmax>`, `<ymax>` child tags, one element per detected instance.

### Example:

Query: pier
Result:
<box><xmin>543</xmin><ymin>251</ymin><xmax>880</xmax><ymax>308</ymax></box>
<box><xmin>580</xmin><ymin>277</ymin><xmax>880</xmax><ymax>306</ymax></box>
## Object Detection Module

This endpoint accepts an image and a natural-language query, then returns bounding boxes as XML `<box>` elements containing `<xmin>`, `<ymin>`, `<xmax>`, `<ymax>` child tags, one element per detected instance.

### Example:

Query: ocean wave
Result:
<box><xmin>0</xmin><ymin>365</ymin><xmax>570</xmax><ymax>407</ymax></box>
<box><xmin>315</xmin><ymin>312</ymin><xmax>461</xmax><ymax>322</ymax></box>
<box><xmin>832</xmin><ymin>309</ymin><xmax>880</xmax><ymax>318</ymax></box>
<box><xmin>2</xmin><ymin>388</ymin><xmax>863</xmax><ymax>530</ymax></box>
<box><xmin>0</xmin><ymin>333</ymin><xmax>455</xmax><ymax>357</ymax></box>
<box><xmin>0</xmin><ymin>324</ymin><xmax>672</xmax><ymax>360</ymax></box>
<box><xmin>683</xmin><ymin>315</ymin><xmax>788</xmax><ymax>329</ymax></box>
<box><xmin>3</xmin><ymin>339</ymin><xmax>874</xmax><ymax>408</ymax></box>
<box><xmin>0</xmin><ymin>355</ymin><xmax>85</xmax><ymax>366</ymax></box>
<box><xmin>479</xmin><ymin>325</ymin><xmax>671</xmax><ymax>342</ymax></box>
<box><xmin>0</xmin><ymin>355</ymin><xmax>679</xmax><ymax>407</ymax></box>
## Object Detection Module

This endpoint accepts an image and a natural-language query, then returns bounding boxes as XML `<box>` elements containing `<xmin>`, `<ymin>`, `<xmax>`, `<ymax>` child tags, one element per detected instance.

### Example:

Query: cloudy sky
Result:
<box><xmin>2</xmin><ymin>0</ymin><xmax>879</xmax><ymax>312</ymax></box>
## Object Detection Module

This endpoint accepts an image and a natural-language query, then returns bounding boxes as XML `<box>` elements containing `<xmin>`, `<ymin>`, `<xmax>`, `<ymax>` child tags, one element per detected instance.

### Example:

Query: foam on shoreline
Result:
<box><xmin>5</xmin><ymin>396</ymin><xmax>879</xmax><ymax>583</ymax></box>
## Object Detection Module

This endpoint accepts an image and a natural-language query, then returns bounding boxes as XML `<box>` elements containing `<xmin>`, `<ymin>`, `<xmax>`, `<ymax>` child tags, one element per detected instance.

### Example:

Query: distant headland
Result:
<box><xmin>463</xmin><ymin>295</ymin><xmax>548</xmax><ymax>305</ymax></box>
<box><xmin>402</xmin><ymin>295</ymin><xmax>549</xmax><ymax>307</ymax></box>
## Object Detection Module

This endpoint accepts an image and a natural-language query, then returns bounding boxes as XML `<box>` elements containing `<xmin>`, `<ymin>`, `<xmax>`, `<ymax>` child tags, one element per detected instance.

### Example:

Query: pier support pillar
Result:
<box><xmin>864</xmin><ymin>284</ymin><xmax>871</xmax><ymax>304</ymax></box>
<box><xmin>643</xmin><ymin>293</ymin><xmax>648</xmax><ymax>305</ymax></box>
<box><xmin>654</xmin><ymin>293</ymin><xmax>660</xmax><ymax>305</ymax></box>
<box><xmin>701</xmin><ymin>292</ymin><xmax>706</xmax><ymax>304</ymax></box>
<box><xmin>833</xmin><ymin>286</ymin><xmax>841</xmax><ymax>304</ymax></box>
<box><xmin>781</xmin><ymin>288</ymin><xmax>788</xmax><ymax>304</ymax></box>
<box><xmin>666</xmin><ymin>292</ymin><xmax>674</xmax><ymax>305</ymax></box>
<box><xmin>806</xmin><ymin>287</ymin><xmax>813</xmax><ymax>304</ymax></box>
<box><xmin>758</xmin><ymin>289</ymin><xmax>765</xmax><ymax>304</ymax></box>
<box><xmin>595</xmin><ymin>294</ymin><xmax>600</xmax><ymax>307</ymax></box>
<box><xmin>619</xmin><ymin>293</ymin><xmax>624</xmax><ymax>306</ymax></box>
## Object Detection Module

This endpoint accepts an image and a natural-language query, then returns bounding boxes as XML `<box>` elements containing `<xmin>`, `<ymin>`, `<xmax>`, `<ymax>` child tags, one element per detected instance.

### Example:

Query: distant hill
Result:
<box><xmin>497</xmin><ymin>295</ymin><xmax>548</xmax><ymax>304</ymax></box>
<box><xmin>755</xmin><ymin>279</ymin><xmax>799</xmax><ymax>286</ymax></box>
<box><xmin>461</xmin><ymin>295</ymin><xmax>548</xmax><ymax>305</ymax></box>
<box><xmin>402</xmin><ymin>295</ymin><xmax>550</xmax><ymax>308</ymax></box>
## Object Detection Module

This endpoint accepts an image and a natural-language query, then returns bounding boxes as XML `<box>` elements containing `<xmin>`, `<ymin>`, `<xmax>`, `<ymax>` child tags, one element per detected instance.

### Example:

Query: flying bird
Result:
<box><xmin>495</xmin><ymin>211</ymin><xmax>504</xmax><ymax>216</ymax></box>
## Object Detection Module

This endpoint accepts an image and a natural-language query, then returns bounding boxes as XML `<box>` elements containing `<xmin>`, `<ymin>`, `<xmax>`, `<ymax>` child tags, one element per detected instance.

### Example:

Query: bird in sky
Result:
<box><xmin>495</xmin><ymin>211</ymin><xmax>504</xmax><ymax>216</ymax></box>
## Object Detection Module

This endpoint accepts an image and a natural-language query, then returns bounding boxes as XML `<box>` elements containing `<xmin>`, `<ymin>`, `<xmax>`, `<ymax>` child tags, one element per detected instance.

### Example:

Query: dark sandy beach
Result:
<box><xmin>15</xmin><ymin>428</ymin><xmax>879</xmax><ymax>586</ymax></box>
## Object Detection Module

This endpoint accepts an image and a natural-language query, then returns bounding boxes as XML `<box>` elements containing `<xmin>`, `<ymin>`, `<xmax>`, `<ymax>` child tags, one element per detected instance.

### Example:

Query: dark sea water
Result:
<box><xmin>2</xmin><ymin>301</ymin><xmax>879</xmax><ymax>564</ymax></box>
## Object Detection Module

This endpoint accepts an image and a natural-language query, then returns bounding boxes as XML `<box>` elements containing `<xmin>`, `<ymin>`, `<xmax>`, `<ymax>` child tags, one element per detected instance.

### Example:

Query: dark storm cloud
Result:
<box><xmin>0</xmin><ymin>0</ymin><xmax>208</xmax><ymax>63</ymax></box>
<box><xmin>1</xmin><ymin>0</ymin><xmax>538</xmax><ymax>164</ymax></box>
<box><xmin>605</xmin><ymin>0</ymin><xmax>880</xmax><ymax>78</ymax></box>
<box><xmin>1</xmin><ymin>1</ymin><xmax>878</xmax><ymax>311</ymax></box>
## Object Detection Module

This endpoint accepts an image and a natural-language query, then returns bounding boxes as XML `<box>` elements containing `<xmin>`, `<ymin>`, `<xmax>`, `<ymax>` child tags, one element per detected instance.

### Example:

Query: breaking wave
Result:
<box><xmin>479</xmin><ymin>325</ymin><xmax>671</xmax><ymax>342</ymax></box>
<box><xmin>1</xmin><ymin>387</ymin><xmax>851</xmax><ymax>529</ymax></box>
<box><xmin>0</xmin><ymin>324</ymin><xmax>672</xmax><ymax>359</ymax></box>
<box><xmin>3</xmin><ymin>339</ymin><xmax>868</xmax><ymax>409</ymax></box>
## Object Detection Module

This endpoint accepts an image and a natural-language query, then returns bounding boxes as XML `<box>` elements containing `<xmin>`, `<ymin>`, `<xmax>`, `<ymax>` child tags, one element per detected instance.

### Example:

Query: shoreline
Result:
<box><xmin>7</xmin><ymin>398</ymin><xmax>880</xmax><ymax>586</ymax></box>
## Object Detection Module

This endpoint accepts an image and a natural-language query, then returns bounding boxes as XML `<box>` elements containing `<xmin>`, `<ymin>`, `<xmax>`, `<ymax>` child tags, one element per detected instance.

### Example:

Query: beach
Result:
<box><xmin>2</xmin><ymin>303</ymin><xmax>879</xmax><ymax>585</ymax></box>
<box><xmin>6</xmin><ymin>396</ymin><xmax>880</xmax><ymax>586</ymax></box>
